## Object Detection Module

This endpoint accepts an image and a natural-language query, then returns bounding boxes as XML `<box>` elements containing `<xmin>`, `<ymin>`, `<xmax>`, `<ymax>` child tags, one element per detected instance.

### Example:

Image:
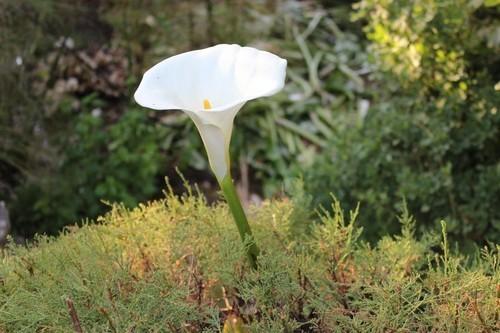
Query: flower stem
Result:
<box><xmin>219</xmin><ymin>175</ymin><xmax>259</xmax><ymax>269</ymax></box>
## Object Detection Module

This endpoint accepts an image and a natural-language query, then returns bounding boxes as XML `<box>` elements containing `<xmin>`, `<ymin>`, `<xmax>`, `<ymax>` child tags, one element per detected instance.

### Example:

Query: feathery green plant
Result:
<box><xmin>0</xmin><ymin>184</ymin><xmax>498</xmax><ymax>332</ymax></box>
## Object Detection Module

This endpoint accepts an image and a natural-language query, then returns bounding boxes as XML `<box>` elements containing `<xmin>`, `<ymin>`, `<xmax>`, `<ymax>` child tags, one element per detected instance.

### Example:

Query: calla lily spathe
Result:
<box><xmin>134</xmin><ymin>44</ymin><xmax>287</xmax><ymax>181</ymax></box>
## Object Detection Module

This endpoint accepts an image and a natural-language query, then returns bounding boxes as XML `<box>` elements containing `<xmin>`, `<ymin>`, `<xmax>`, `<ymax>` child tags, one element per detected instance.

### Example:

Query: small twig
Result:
<box><xmin>453</xmin><ymin>303</ymin><xmax>459</xmax><ymax>332</ymax></box>
<box><xmin>221</xmin><ymin>286</ymin><xmax>233</xmax><ymax>311</ymax></box>
<box><xmin>239</xmin><ymin>156</ymin><xmax>249</xmax><ymax>205</ymax></box>
<box><xmin>205</xmin><ymin>0</ymin><xmax>214</xmax><ymax>44</ymax></box>
<box><xmin>65</xmin><ymin>297</ymin><xmax>83</xmax><ymax>333</ymax></box>
<box><xmin>19</xmin><ymin>257</ymin><xmax>34</xmax><ymax>276</ymax></box>
<box><xmin>107</xmin><ymin>288</ymin><xmax>117</xmax><ymax>312</ymax></box>
<box><xmin>188</xmin><ymin>6</ymin><xmax>195</xmax><ymax>48</ymax></box>
<box><xmin>42</xmin><ymin>37</ymin><xmax>66</xmax><ymax>98</ymax></box>
<box><xmin>469</xmin><ymin>293</ymin><xmax>492</xmax><ymax>333</ymax></box>
<box><xmin>328</xmin><ymin>257</ymin><xmax>351</xmax><ymax>314</ymax></box>
<box><xmin>99</xmin><ymin>307</ymin><xmax>117</xmax><ymax>333</ymax></box>
<box><xmin>75</xmin><ymin>51</ymin><xmax>116</xmax><ymax>89</ymax></box>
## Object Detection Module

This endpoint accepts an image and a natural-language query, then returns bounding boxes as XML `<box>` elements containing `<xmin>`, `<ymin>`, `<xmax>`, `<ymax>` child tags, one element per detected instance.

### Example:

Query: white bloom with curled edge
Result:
<box><xmin>134</xmin><ymin>44</ymin><xmax>287</xmax><ymax>269</ymax></box>
<box><xmin>134</xmin><ymin>44</ymin><xmax>287</xmax><ymax>182</ymax></box>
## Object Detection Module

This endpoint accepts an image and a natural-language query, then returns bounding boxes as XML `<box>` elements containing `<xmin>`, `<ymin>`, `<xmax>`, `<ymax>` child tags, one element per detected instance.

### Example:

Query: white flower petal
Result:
<box><xmin>134</xmin><ymin>44</ymin><xmax>287</xmax><ymax>181</ymax></box>
<box><xmin>134</xmin><ymin>52</ymin><xmax>197</xmax><ymax>110</ymax></box>
<box><xmin>134</xmin><ymin>44</ymin><xmax>287</xmax><ymax>112</ymax></box>
<box><xmin>237</xmin><ymin>47</ymin><xmax>287</xmax><ymax>101</ymax></box>
<box><xmin>185</xmin><ymin>103</ymin><xmax>243</xmax><ymax>180</ymax></box>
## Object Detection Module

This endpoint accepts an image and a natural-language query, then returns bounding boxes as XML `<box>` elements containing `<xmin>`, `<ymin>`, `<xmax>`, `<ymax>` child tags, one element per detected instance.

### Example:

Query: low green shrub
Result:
<box><xmin>1</xmin><ymin>188</ymin><xmax>498</xmax><ymax>332</ymax></box>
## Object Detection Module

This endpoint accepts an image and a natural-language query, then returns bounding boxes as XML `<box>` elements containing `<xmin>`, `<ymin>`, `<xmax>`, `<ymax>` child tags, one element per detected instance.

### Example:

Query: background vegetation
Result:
<box><xmin>0</xmin><ymin>0</ymin><xmax>499</xmax><ymax>248</ymax></box>
<box><xmin>306</xmin><ymin>0</ymin><xmax>500</xmax><ymax>246</ymax></box>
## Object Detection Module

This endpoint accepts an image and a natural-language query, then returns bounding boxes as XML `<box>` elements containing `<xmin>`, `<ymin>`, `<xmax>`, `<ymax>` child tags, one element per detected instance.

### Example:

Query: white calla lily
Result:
<box><xmin>134</xmin><ymin>44</ymin><xmax>287</xmax><ymax>181</ymax></box>
<box><xmin>134</xmin><ymin>44</ymin><xmax>287</xmax><ymax>268</ymax></box>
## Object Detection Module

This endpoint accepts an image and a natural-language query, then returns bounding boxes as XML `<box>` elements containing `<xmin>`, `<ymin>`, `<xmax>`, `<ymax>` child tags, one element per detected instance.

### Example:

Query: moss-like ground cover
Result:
<box><xmin>0</xmin><ymin>187</ymin><xmax>498</xmax><ymax>332</ymax></box>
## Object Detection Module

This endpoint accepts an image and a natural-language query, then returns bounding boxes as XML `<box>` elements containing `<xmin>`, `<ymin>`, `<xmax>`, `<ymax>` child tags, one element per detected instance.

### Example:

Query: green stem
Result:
<box><xmin>219</xmin><ymin>175</ymin><xmax>259</xmax><ymax>269</ymax></box>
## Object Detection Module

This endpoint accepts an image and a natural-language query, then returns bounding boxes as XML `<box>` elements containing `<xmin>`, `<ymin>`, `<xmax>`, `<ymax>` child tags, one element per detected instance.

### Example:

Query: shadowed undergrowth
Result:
<box><xmin>0</xmin><ymin>186</ymin><xmax>498</xmax><ymax>332</ymax></box>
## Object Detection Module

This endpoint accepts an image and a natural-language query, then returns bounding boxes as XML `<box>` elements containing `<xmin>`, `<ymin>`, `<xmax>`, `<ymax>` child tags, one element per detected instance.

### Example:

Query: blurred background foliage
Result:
<box><xmin>307</xmin><ymin>0</ymin><xmax>500</xmax><ymax>246</ymax></box>
<box><xmin>0</xmin><ymin>0</ymin><xmax>498</xmax><ymax>247</ymax></box>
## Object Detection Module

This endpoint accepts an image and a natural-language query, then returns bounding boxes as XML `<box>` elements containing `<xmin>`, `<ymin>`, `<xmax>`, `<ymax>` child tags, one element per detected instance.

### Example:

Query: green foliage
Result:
<box><xmin>1</xmin><ymin>191</ymin><xmax>498</xmax><ymax>332</ymax></box>
<box><xmin>305</xmin><ymin>93</ymin><xmax>500</xmax><ymax>244</ymax></box>
<box><xmin>353</xmin><ymin>0</ymin><xmax>500</xmax><ymax>92</ymax></box>
<box><xmin>305</xmin><ymin>0</ymin><xmax>500</xmax><ymax>244</ymax></box>
<box><xmin>11</xmin><ymin>110</ymin><xmax>167</xmax><ymax>236</ymax></box>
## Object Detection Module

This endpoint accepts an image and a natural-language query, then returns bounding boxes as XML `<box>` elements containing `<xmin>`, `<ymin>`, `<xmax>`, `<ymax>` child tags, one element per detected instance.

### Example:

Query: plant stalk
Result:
<box><xmin>219</xmin><ymin>175</ymin><xmax>259</xmax><ymax>269</ymax></box>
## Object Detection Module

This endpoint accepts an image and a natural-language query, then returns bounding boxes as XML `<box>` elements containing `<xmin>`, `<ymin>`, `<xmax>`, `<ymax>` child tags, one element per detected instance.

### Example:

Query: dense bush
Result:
<box><xmin>305</xmin><ymin>0</ymin><xmax>500</xmax><ymax>245</ymax></box>
<box><xmin>0</xmin><ymin>190</ymin><xmax>498</xmax><ymax>332</ymax></box>
<box><xmin>305</xmin><ymin>95</ymin><xmax>500</xmax><ymax>244</ymax></box>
